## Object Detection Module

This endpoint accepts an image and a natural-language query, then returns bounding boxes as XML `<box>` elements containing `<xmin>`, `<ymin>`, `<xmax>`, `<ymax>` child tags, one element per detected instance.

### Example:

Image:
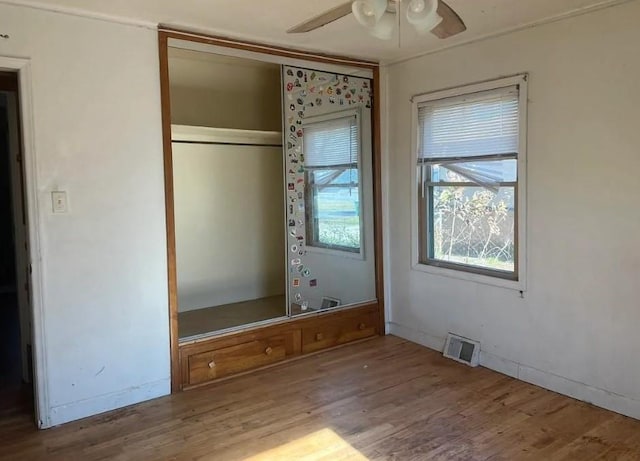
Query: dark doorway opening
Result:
<box><xmin>0</xmin><ymin>71</ymin><xmax>33</xmax><ymax>420</ymax></box>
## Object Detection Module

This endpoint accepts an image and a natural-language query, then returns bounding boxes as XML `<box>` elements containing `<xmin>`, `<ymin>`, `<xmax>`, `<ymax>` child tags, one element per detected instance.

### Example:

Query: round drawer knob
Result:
<box><xmin>265</xmin><ymin>347</ymin><xmax>273</xmax><ymax>356</ymax></box>
<box><xmin>208</xmin><ymin>361</ymin><xmax>216</xmax><ymax>369</ymax></box>
<box><xmin>358</xmin><ymin>323</ymin><xmax>366</xmax><ymax>330</ymax></box>
<box><xmin>316</xmin><ymin>333</ymin><xmax>324</xmax><ymax>341</ymax></box>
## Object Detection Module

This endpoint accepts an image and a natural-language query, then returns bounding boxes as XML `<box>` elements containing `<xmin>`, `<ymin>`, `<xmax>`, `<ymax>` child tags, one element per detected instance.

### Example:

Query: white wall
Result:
<box><xmin>386</xmin><ymin>1</ymin><xmax>640</xmax><ymax>419</ymax></box>
<box><xmin>0</xmin><ymin>5</ymin><xmax>169</xmax><ymax>426</ymax></box>
<box><xmin>173</xmin><ymin>142</ymin><xmax>285</xmax><ymax>312</ymax></box>
<box><xmin>168</xmin><ymin>49</ymin><xmax>282</xmax><ymax>131</ymax></box>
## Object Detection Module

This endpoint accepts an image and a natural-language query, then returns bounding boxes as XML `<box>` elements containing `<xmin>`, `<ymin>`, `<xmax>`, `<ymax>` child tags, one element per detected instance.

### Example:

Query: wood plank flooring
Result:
<box><xmin>2</xmin><ymin>335</ymin><xmax>640</xmax><ymax>460</ymax></box>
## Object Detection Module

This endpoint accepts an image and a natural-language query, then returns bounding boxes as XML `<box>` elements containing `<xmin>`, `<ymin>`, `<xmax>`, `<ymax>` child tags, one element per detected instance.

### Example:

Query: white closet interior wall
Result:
<box><xmin>168</xmin><ymin>50</ymin><xmax>285</xmax><ymax>313</ymax></box>
<box><xmin>168</xmin><ymin>48</ymin><xmax>282</xmax><ymax>131</ymax></box>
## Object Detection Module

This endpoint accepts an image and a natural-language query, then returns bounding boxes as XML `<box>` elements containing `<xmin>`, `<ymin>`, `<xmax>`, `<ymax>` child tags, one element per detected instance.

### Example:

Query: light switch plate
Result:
<box><xmin>51</xmin><ymin>191</ymin><xmax>67</xmax><ymax>213</ymax></box>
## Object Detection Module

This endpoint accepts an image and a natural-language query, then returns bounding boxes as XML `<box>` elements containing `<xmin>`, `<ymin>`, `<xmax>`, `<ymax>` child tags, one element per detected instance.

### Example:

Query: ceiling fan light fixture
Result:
<box><xmin>406</xmin><ymin>0</ymin><xmax>443</xmax><ymax>34</ymax></box>
<box><xmin>368</xmin><ymin>11</ymin><xmax>396</xmax><ymax>40</ymax></box>
<box><xmin>352</xmin><ymin>0</ymin><xmax>388</xmax><ymax>28</ymax></box>
<box><xmin>287</xmin><ymin>0</ymin><xmax>465</xmax><ymax>41</ymax></box>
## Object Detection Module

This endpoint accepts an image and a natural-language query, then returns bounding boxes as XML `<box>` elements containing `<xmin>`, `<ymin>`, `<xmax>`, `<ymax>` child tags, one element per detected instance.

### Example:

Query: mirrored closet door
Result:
<box><xmin>167</xmin><ymin>42</ymin><xmax>378</xmax><ymax>341</ymax></box>
<box><xmin>282</xmin><ymin>66</ymin><xmax>377</xmax><ymax>315</ymax></box>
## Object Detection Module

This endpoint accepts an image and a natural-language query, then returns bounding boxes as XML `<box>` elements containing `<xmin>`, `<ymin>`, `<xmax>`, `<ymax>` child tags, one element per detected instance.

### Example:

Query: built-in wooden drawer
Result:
<box><xmin>302</xmin><ymin>310</ymin><xmax>377</xmax><ymax>354</ymax></box>
<box><xmin>187</xmin><ymin>334</ymin><xmax>290</xmax><ymax>386</ymax></box>
<box><xmin>179</xmin><ymin>305</ymin><xmax>380</xmax><ymax>389</ymax></box>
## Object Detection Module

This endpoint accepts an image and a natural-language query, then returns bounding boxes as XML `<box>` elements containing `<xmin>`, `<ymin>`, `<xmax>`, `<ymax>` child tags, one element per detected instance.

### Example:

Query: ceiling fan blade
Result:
<box><xmin>432</xmin><ymin>0</ymin><xmax>466</xmax><ymax>39</ymax></box>
<box><xmin>287</xmin><ymin>2</ymin><xmax>354</xmax><ymax>33</ymax></box>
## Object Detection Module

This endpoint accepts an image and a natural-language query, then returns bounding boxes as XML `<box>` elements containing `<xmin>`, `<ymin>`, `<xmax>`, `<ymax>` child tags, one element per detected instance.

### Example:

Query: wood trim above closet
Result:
<box><xmin>159</xmin><ymin>26</ymin><xmax>379</xmax><ymax>70</ymax></box>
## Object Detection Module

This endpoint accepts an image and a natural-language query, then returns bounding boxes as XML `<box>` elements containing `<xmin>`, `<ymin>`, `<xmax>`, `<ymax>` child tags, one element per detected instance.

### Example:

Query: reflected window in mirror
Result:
<box><xmin>303</xmin><ymin>111</ymin><xmax>363</xmax><ymax>254</ymax></box>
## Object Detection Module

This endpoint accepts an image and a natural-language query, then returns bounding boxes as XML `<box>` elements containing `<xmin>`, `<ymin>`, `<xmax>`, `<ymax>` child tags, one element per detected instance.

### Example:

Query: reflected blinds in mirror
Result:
<box><xmin>303</xmin><ymin>115</ymin><xmax>358</xmax><ymax>168</ymax></box>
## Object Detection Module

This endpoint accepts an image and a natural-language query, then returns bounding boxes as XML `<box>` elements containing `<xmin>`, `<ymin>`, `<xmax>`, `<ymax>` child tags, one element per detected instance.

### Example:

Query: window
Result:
<box><xmin>414</xmin><ymin>76</ymin><xmax>526</xmax><ymax>282</ymax></box>
<box><xmin>303</xmin><ymin>111</ymin><xmax>362</xmax><ymax>253</ymax></box>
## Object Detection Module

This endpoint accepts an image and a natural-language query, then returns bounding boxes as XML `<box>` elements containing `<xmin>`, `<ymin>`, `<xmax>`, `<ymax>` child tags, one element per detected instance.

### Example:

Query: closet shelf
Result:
<box><xmin>171</xmin><ymin>124</ymin><xmax>282</xmax><ymax>146</ymax></box>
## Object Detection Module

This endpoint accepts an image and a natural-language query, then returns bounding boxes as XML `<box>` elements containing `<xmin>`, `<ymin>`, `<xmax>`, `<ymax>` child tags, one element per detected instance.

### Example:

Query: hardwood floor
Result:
<box><xmin>2</xmin><ymin>335</ymin><xmax>640</xmax><ymax>460</ymax></box>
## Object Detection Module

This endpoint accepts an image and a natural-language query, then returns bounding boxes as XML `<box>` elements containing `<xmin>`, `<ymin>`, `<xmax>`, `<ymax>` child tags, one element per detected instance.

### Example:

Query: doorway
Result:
<box><xmin>0</xmin><ymin>71</ymin><xmax>33</xmax><ymax>419</ymax></box>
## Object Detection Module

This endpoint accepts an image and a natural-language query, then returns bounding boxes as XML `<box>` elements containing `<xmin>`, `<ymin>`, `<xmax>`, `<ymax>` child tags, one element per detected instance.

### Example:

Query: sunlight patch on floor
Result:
<box><xmin>243</xmin><ymin>428</ymin><xmax>369</xmax><ymax>461</ymax></box>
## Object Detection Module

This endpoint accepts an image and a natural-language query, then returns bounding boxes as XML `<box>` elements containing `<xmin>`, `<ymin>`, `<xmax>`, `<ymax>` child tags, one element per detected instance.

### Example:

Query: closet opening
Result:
<box><xmin>160</xmin><ymin>30</ymin><xmax>384</xmax><ymax>392</ymax></box>
<box><xmin>167</xmin><ymin>49</ymin><xmax>287</xmax><ymax>340</ymax></box>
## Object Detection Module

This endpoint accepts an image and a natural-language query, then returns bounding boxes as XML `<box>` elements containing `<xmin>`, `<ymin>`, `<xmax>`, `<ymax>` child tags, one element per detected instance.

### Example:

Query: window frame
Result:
<box><xmin>410</xmin><ymin>75</ymin><xmax>528</xmax><ymax>291</ymax></box>
<box><xmin>302</xmin><ymin>108</ymin><xmax>365</xmax><ymax>258</ymax></box>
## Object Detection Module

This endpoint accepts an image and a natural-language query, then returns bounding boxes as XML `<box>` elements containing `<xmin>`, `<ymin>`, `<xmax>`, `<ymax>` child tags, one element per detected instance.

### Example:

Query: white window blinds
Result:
<box><xmin>417</xmin><ymin>86</ymin><xmax>519</xmax><ymax>162</ymax></box>
<box><xmin>304</xmin><ymin>115</ymin><xmax>358</xmax><ymax>168</ymax></box>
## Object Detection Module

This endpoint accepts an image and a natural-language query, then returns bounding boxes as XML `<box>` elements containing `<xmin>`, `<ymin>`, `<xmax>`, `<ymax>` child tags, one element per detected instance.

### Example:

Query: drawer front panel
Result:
<box><xmin>302</xmin><ymin>311</ymin><xmax>377</xmax><ymax>354</ymax></box>
<box><xmin>180</xmin><ymin>305</ymin><xmax>380</xmax><ymax>389</ymax></box>
<box><xmin>188</xmin><ymin>335</ymin><xmax>287</xmax><ymax>385</ymax></box>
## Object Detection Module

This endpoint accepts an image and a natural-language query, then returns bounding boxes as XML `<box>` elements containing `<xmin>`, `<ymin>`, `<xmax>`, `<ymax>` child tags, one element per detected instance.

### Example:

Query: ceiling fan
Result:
<box><xmin>288</xmin><ymin>0</ymin><xmax>465</xmax><ymax>41</ymax></box>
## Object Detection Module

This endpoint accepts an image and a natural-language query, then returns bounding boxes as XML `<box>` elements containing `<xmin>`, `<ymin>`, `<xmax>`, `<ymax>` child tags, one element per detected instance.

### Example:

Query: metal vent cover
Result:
<box><xmin>443</xmin><ymin>333</ymin><xmax>480</xmax><ymax>367</ymax></box>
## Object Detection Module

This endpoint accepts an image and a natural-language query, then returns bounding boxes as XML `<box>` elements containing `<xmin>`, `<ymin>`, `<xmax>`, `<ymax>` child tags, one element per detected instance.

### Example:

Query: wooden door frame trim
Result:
<box><xmin>372</xmin><ymin>67</ymin><xmax>386</xmax><ymax>335</ymax></box>
<box><xmin>158</xmin><ymin>33</ymin><xmax>181</xmax><ymax>392</ymax></box>
<box><xmin>157</xmin><ymin>29</ymin><xmax>385</xmax><ymax>392</ymax></box>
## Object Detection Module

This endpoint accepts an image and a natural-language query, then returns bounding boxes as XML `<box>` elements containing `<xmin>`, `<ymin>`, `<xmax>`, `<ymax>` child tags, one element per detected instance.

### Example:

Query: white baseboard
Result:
<box><xmin>388</xmin><ymin>321</ymin><xmax>444</xmax><ymax>351</ymax></box>
<box><xmin>388</xmin><ymin>321</ymin><xmax>640</xmax><ymax>421</ymax></box>
<box><xmin>479</xmin><ymin>348</ymin><xmax>520</xmax><ymax>379</ymax></box>
<box><xmin>45</xmin><ymin>378</ymin><xmax>171</xmax><ymax>428</ymax></box>
<box><xmin>515</xmin><ymin>365</ymin><xmax>640</xmax><ymax>420</ymax></box>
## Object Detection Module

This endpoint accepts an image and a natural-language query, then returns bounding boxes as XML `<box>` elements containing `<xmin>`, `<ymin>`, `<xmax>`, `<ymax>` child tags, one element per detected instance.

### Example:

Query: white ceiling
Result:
<box><xmin>3</xmin><ymin>0</ymin><xmax>631</xmax><ymax>62</ymax></box>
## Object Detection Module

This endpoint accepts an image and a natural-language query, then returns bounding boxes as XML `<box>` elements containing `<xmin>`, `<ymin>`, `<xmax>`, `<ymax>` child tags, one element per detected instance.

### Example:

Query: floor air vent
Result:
<box><xmin>443</xmin><ymin>333</ymin><xmax>480</xmax><ymax>367</ymax></box>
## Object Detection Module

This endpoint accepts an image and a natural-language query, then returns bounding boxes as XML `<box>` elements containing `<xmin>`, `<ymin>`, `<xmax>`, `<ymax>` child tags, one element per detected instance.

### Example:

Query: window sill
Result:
<box><xmin>411</xmin><ymin>261</ymin><xmax>525</xmax><ymax>292</ymax></box>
